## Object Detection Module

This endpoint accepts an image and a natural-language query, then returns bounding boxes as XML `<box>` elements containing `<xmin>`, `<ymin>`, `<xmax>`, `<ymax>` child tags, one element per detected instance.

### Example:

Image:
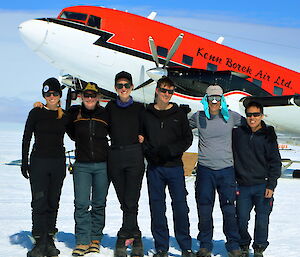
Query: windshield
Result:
<box><xmin>60</xmin><ymin>11</ymin><xmax>88</xmax><ymax>22</ymax></box>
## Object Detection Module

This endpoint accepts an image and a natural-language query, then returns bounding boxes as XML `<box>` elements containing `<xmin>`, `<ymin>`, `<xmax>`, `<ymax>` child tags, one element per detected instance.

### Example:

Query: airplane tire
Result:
<box><xmin>292</xmin><ymin>170</ymin><xmax>300</xmax><ymax>178</ymax></box>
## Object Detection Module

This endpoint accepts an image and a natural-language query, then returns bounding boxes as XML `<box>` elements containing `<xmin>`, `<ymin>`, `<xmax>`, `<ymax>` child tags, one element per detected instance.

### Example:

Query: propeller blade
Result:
<box><xmin>149</xmin><ymin>36</ymin><xmax>160</xmax><ymax>67</ymax></box>
<box><xmin>134</xmin><ymin>78</ymin><xmax>154</xmax><ymax>91</ymax></box>
<box><xmin>66</xmin><ymin>87</ymin><xmax>72</xmax><ymax>110</ymax></box>
<box><xmin>163</xmin><ymin>33</ymin><xmax>184</xmax><ymax>68</ymax></box>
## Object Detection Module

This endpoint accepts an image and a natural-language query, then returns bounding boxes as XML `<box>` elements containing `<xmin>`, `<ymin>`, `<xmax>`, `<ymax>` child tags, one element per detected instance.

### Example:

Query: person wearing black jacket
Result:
<box><xmin>66</xmin><ymin>82</ymin><xmax>109</xmax><ymax>256</ymax></box>
<box><xmin>22</xmin><ymin>78</ymin><xmax>68</xmax><ymax>257</ymax></box>
<box><xmin>232</xmin><ymin>101</ymin><xmax>281</xmax><ymax>257</ymax></box>
<box><xmin>105</xmin><ymin>71</ymin><xmax>145</xmax><ymax>257</ymax></box>
<box><xmin>142</xmin><ymin>77</ymin><xmax>194</xmax><ymax>257</ymax></box>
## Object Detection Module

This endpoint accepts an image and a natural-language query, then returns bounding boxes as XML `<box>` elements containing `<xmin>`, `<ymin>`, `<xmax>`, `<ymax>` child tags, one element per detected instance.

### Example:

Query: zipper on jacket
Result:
<box><xmin>89</xmin><ymin>119</ymin><xmax>95</xmax><ymax>160</ymax></box>
<box><xmin>161</xmin><ymin>121</ymin><xmax>164</xmax><ymax>129</ymax></box>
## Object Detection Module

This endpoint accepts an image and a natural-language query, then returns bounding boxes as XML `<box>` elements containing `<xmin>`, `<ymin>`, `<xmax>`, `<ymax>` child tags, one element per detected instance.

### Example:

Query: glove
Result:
<box><xmin>21</xmin><ymin>164</ymin><xmax>30</xmax><ymax>179</ymax></box>
<box><xmin>145</xmin><ymin>148</ymin><xmax>161</xmax><ymax>165</ymax></box>
<box><xmin>179</xmin><ymin>104</ymin><xmax>191</xmax><ymax>114</ymax></box>
<box><xmin>157</xmin><ymin>145</ymin><xmax>172</xmax><ymax>162</ymax></box>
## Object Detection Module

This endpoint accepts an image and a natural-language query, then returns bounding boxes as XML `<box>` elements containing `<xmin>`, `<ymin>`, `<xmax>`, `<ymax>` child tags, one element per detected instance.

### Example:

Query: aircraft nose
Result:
<box><xmin>18</xmin><ymin>19</ymin><xmax>48</xmax><ymax>51</ymax></box>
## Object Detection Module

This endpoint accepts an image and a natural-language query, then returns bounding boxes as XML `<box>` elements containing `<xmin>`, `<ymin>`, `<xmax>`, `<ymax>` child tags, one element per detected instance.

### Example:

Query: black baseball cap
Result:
<box><xmin>114</xmin><ymin>71</ymin><xmax>133</xmax><ymax>85</ymax></box>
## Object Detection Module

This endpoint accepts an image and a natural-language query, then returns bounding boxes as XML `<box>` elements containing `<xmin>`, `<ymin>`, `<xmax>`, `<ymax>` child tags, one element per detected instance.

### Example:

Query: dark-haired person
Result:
<box><xmin>189</xmin><ymin>85</ymin><xmax>244</xmax><ymax>257</ymax></box>
<box><xmin>22</xmin><ymin>78</ymin><xmax>68</xmax><ymax>257</ymax></box>
<box><xmin>232</xmin><ymin>101</ymin><xmax>281</xmax><ymax>257</ymax></box>
<box><xmin>142</xmin><ymin>77</ymin><xmax>194</xmax><ymax>257</ymax></box>
<box><xmin>105</xmin><ymin>71</ymin><xmax>145</xmax><ymax>257</ymax></box>
<box><xmin>67</xmin><ymin>82</ymin><xmax>110</xmax><ymax>256</ymax></box>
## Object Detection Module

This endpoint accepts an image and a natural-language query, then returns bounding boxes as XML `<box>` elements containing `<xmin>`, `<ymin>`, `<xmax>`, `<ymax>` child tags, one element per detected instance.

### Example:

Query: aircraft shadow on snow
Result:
<box><xmin>9</xmin><ymin>231</ymin><xmax>232</xmax><ymax>256</ymax></box>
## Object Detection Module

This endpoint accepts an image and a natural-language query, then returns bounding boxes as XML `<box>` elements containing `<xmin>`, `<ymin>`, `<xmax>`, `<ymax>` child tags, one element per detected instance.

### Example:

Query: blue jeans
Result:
<box><xmin>236</xmin><ymin>184</ymin><xmax>273</xmax><ymax>250</ymax></box>
<box><xmin>147</xmin><ymin>165</ymin><xmax>192</xmax><ymax>252</ymax></box>
<box><xmin>73</xmin><ymin>162</ymin><xmax>109</xmax><ymax>245</ymax></box>
<box><xmin>195</xmin><ymin>165</ymin><xmax>240</xmax><ymax>252</ymax></box>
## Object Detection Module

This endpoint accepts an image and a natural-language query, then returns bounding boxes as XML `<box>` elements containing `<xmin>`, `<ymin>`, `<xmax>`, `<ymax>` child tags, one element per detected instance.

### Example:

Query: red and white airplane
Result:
<box><xmin>18</xmin><ymin>5</ymin><xmax>300</xmax><ymax>137</ymax></box>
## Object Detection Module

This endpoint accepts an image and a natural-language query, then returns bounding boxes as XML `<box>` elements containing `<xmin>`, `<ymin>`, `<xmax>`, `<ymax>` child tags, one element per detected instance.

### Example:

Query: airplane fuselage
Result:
<box><xmin>18</xmin><ymin>5</ymin><xmax>300</xmax><ymax>135</ymax></box>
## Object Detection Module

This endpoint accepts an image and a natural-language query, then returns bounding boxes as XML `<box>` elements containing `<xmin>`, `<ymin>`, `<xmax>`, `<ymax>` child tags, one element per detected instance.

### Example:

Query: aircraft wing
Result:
<box><xmin>239</xmin><ymin>95</ymin><xmax>300</xmax><ymax>135</ymax></box>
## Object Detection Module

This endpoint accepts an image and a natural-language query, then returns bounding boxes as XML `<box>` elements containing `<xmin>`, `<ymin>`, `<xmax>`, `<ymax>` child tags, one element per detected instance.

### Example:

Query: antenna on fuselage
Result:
<box><xmin>216</xmin><ymin>36</ymin><xmax>224</xmax><ymax>44</ymax></box>
<box><xmin>147</xmin><ymin>12</ymin><xmax>157</xmax><ymax>20</ymax></box>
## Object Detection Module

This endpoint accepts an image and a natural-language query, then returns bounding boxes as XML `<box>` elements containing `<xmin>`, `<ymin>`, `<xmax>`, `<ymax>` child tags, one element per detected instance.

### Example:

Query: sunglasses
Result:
<box><xmin>158</xmin><ymin>87</ymin><xmax>174</xmax><ymax>94</ymax></box>
<box><xmin>246</xmin><ymin>112</ymin><xmax>262</xmax><ymax>117</ymax></box>
<box><xmin>115</xmin><ymin>83</ymin><xmax>132</xmax><ymax>89</ymax></box>
<box><xmin>207</xmin><ymin>95</ymin><xmax>222</xmax><ymax>102</ymax></box>
<box><xmin>83</xmin><ymin>92</ymin><xmax>97</xmax><ymax>98</ymax></box>
<box><xmin>44</xmin><ymin>91</ymin><xmax>60</xmax><ymax>97</ymax></box>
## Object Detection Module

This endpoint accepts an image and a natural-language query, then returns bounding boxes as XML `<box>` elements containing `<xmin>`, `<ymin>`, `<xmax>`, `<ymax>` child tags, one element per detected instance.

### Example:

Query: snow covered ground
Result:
<box><xmin>0</xmin><ymin>122</ymin><xmax>300</xmax><ymax>257</ymax></box>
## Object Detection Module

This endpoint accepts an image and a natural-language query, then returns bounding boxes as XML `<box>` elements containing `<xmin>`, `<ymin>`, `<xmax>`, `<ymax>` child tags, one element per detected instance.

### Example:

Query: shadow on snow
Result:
<box><xmin>9</xmin><ymin>231</ymin><xmax>229</xmax><ymax>256</ymax></box>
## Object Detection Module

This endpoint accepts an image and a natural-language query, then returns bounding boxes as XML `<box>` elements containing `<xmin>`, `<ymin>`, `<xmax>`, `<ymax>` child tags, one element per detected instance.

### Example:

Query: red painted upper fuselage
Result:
<box><xmin>58</xmin><ymin>5</ymin><xmax>300</xmax><ymax>96</ymax></box>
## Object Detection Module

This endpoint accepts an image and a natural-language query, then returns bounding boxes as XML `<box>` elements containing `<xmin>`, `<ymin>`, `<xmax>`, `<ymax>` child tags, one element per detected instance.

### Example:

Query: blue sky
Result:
<box><xmin>1</xmin><ymin>0</ymin><xmax>300</xmax><ymax>27</ymax></box>
<box><xmin>0</xmin><ymin>1</ymin><xmax>299</xmax><ymax>123</ymax></box>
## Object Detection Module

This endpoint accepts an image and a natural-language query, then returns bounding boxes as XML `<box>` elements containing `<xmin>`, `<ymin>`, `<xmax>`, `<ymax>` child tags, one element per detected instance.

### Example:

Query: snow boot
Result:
<box><xmin>45</xmin><ymin>232</ymin><xmax>60</xmax><ymax>257</ymax></box>
<box><xmin>240</xmin><ymin>245</ymin><xmax>249</xmax><ymax>257</ymax></box>
<box><xmin>72</xmin><ymin>244</ymin><xmax>89</xmax><ymax>256</ymax></box>
<box><xmin>228</xmin><ymin>249</ymin><xmax>242</xmax><ymax>257</ymax></box>
<box><xmin>153</xmin><ymin>250</ymin><xmax>168</xmax><ymax>257</ymax></box>
<box><xmin>27</xmin><ymin>235</ymin><xmax>46</xmax><ymax>257</ymax></box>
<box><xmin>114</xmin><ymin>237</ymin><xmax>127</xmax><ymax>257</ymax></box>
<box><xmin>131</xmin><ymin>237</ymin><xmax>144</xmax><ymax>257</ymax></box>
<box><xmin>196</xmin><ymin>248</ymin><xmax>211</xmax><ymax>257</ymax></box>
<box><xmin>182</xmin><ymin>249</ymin><xmax>196</xmax><ymax>257</ymax></box>
<box><xmin>88</xmin><ymin>240</ymin><xmax>100</xmax><ymax>253</ymax></box>
<box><xmin>253</xmin><ymin>248</ymin><xmax>264</xmax><ymax>257</ymax></box>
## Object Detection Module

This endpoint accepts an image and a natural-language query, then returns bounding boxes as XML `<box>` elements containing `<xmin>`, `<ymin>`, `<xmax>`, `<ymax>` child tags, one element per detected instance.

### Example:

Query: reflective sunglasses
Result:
<box><xmin>158</xmin><ymin>87</ymin><xmax>174</xmax><ymax>94</ymax></box>
<box><xmin>207</xmin><ymin>95</ymin><xmax>222</xmax><ymax>102</ymax></box>
<box><xmin>44</xmin><ymin>91</ymin><xmax>60</xmax><ymax>97</ymax></box>
<box><xmin>246</xmin><ymin>112</ymin><xmax>262</xmax><ymax>117</ymax></box>
<box><xmin>115</xmin><ymin>83</ymin><xmax>132</xmax><ymax>89</ymax></box>
<box><xmin>83</xmin><ymin>92</ymin><xmax>97</xmax><ymax>98</ymax></box>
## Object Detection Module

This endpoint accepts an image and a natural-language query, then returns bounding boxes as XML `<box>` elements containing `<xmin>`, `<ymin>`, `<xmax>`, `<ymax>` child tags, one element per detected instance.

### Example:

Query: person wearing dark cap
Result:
<box><xmin>189</xmin><ymin>85</ymin><xmax>245</xmax><ymax>257</ymax></box>
<box><xmin>105</xmin><ymin>71</ymin><xmax>145</xmax><ymax>257</ymax></box>
<box><xmin>66</xmin><ymin>82</ymin><xmax>110</xmax><ymax>256</ymax></box>
<box><xmin>22</xmin><ymin>77</ymin><xmax>68</xmax><ymax>257</ymax></box>
<box><xmin>232</xmin><ymin>101</ymin><xmax>281</xmax><ymax>257</ymax></box>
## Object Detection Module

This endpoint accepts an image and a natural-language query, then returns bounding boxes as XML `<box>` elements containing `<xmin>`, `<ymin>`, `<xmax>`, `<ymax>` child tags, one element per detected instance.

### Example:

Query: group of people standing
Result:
<box><xmin>21</xmin><ymin>71</ymin><xmax>281</xmax><ymax>257</ymax></box>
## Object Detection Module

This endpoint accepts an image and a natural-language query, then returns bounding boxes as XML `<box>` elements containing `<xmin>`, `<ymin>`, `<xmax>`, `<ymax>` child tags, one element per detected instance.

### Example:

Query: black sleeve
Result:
<box><xmin>21</xmin><ymin>109</ymin><xmax>36</xmax><ymax>167</ymax></box>
<box><xmin>138</xmin><ymin>104</ymin><xmax>146</xmax><ymax>136</ymax></box>
<box><xmin>65</xmin><ymin>106</ymin><xmax>79</xmax><ymax>141</ymax></box>
<box><xmin>265</xmin><ymin>126</ymin><xmax>282</xmax><ymax>190</ymax></box>
<box><xmin>105</xmin><ymin>101</ymin><xmax>112</xmax><ymax>135</ymax></box>
<box><xmin>168</xmin><ymin>110</ymin><xmax>193</xmax><ymax>156</ymax></box>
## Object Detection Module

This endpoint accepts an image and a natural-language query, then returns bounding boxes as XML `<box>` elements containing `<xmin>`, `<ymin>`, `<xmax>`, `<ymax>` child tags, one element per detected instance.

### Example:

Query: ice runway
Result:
<box><xmin>0</xmin><ymin>123</ymin><xmax>299</xmax><ymax>256</ymax></box>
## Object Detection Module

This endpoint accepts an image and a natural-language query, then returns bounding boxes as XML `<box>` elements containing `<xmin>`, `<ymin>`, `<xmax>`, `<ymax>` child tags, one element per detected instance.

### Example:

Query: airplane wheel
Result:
<box><xmin>292</xmin><ymin>170</ymin><xmax>300</xmax><ymax>178</ymax></box>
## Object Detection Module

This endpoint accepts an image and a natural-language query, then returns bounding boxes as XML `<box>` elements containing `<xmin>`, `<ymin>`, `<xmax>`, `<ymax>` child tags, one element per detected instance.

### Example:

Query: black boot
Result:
<box><xmin>131</xmin><ymin>237</ymin><xmax>144</xmax><ymax>257</ymax></box>
<box><xmin>27</xmin><ymin>235</ymin><xmax>46</xmax><ymax>257</ymax></box>
<box><xmin>254</xmin><ymin>248</ymin><xmax>264</xmax><ymax>257</ymax></box>
<box><xmin>45</xmin><ymin>232</ymin><xmax>60</xmax><ymax>257</ymax></box>
<box><xmin>114</xmin><ymin>237</ymin><xmax>127</xmax><ymax>257</ymax></box>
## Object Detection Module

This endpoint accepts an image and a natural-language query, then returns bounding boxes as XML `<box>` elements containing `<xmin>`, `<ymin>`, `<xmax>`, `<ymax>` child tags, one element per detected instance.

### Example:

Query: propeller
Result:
<box><xmin>134</xmin><ymin>33</ymin><xmax>184</xmax><ymax>90</ymax></box>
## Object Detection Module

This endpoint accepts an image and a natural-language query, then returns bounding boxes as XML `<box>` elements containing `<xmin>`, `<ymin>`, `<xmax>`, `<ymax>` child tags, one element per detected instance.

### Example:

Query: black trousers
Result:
<box><xmin>108</xmin><ymin>144</ymin><xmax>145</xmax><ymax>238</ymax></box>
<box><xmin>29</xmin><ymin>156</ymin><xmax>66</xmax><ymax>237</ymax></box>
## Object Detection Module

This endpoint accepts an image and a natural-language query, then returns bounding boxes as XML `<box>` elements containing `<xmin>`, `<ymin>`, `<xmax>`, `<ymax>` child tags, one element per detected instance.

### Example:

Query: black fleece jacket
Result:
<box><xmin>142</xmin><ymin>103</ymin><xmax>193</xmax><ymax>167</ymax></box>
<box><xmin>232</xmin><ymin>121</ymin><xmax>282</xmax><ymax>190</ymax></box>
<box><xmin>22</xmin><ymin>107</ymin><xmax>69</xmax><ymax>168</ymax></box>
<box><xmin>66</xmin><ymin>104</ymin><xmax>109</xmax><ymax>162</ymax></box>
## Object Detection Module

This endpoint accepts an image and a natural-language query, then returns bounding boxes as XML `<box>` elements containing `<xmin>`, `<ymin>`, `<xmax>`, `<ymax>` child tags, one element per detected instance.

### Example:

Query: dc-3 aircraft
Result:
<box><xmin>18</xmin><ymin>5</ymin><xmax>300</xmax><ymax>174</ymax></box>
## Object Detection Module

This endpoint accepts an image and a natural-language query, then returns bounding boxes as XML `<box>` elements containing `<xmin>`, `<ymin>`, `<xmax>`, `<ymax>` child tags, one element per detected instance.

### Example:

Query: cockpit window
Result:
<box><xmin>60</xmin><ymin>11</ymin><xmax>88</xmax><ymax>22</ymax></box>
<box><xmin>87</xmin><ymin>15</ymin><xmax>101</xmax><ymax>29</ymax></box>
